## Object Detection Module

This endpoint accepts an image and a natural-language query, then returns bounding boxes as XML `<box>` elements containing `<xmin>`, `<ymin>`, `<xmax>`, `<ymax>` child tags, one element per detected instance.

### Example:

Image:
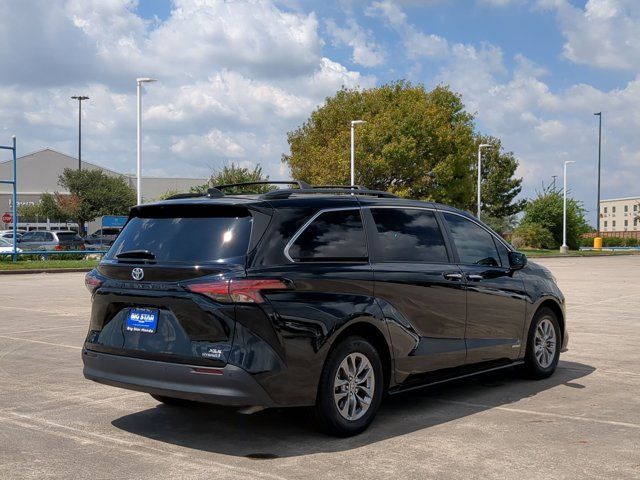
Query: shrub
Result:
<box><xmin>511</xmin><ymin>222</ymin><xmax>557</xmax><ymax>249</ymax></box>
<box><xmin>602</xmin><ymin>237</ymin><xmax>624</xmax><ymax>247</ymax></box>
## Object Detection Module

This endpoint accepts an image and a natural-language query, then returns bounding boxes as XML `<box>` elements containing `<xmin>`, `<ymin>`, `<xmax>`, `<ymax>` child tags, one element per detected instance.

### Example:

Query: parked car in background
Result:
<box><xmin>18</xmin><ymin>230</ymin><xmax>85</xmax><ymax>258</ymax></box>
<box><xmin>85</xmin><ymin>228</ymin><xmax>122</xmax><ymax>249</ymax></box>
<box><xmin>0</xmin><ymin>237</ymin><xmax>22</xmax><ymax>255</ymax></box>
<box><xmin>82</xmin><ymin>182</ymin><xmax>567</xmax><ymax>437</ymax></box>
<box><xmin>0</xmin><ymin>230</ymin><xmax>26</xmax><ymax>241</ymax></box>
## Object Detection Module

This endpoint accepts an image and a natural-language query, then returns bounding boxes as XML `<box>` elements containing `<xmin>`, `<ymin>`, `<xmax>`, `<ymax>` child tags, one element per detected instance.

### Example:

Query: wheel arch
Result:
<box><xmin>327</xmin><ymin>321</ymin><xmax>393</xmax><ymax>392</ymax></box>
<box><xmin>523</xmin><ymin>298</ymin><xmax>565</xmax><ymax>357</ymax></box>
<box><xmin>537</xmin><ymin>299</ymin><xmax>565</xmax><ymax>343</ymax></box>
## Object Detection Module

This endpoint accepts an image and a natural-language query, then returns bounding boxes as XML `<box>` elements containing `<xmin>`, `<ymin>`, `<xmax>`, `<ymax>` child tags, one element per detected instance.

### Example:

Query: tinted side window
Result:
<box><xmin>289</xmin><ymin>209</ymin><xmax>367</xmax><ymax>262</ymax></box>
<box><xmin>444</xmin><ymin>213</ymin><xmax>501</xmax><ymax>267</ymax></box>
<box><xmin>370</xmin><ymin>208</ymin><xmax>448</xmax><ymax>263</ymax></box>
<box><xmin>20</xmin><ymin>232</ymin><xmax>37</xmax><ymax>241</ymax></box>
<box><xmin>43</xmin><ymin>232</ymin><xmax>54</xmax><ymax>241</ymax></box>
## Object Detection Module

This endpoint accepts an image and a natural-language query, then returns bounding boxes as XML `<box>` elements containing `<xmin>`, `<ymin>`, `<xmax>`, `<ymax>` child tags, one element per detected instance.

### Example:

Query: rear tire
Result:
<box><xmin>150</xmin><ymin>394</ymin><xmax>195</xmax><ymax>407</ymax></box>
<box><xmin>523</xmin><ymin>307</ymin><xmax>561</xmax><ymax>379</ymax></box>
<box><xmin>315</xmin><ymin>336</ymin><xmax>383</xmax><ymax>437</ymax></box>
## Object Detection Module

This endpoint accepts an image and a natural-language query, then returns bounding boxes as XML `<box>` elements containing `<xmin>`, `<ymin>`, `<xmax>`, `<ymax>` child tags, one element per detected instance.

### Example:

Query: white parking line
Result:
<box><xmin>436</xmin><ymin>399</ymin><xmax>640</xmax><ymax>429</ymax></box>
<box><xmin>0</xmin><ymin>324</ymin><xmax>86</xmax><ymax>335</ymax></box>
<box><xmin>0</xmin><ymin>335</ymin><xmax>81</xmax><ymax>350</ymax></box>
<box><xmin>0</xmin><ymin>304</ymin><xmax>87</xmax><ymax>316</ymax></box>
<box><xmin>0</xmin><ymin>411</ymin><xmax>290</xmax><ymax>480</ymax></box>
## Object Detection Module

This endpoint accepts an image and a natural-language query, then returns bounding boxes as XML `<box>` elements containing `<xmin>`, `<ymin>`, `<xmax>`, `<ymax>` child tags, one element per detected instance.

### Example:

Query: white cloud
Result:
<box><xmin>0</xmin><ymin>0</ymin><xmax>373</xmax><ymax>181</ymax></box>
<box><xmin>326</xmin><ymin>19</ymin><xmax>386</xmax><ymax>67</ymax></box>
<box><xmin>538</xmin><ymin>0</ymin><xmax>640</xmax><ymax>70</ymax></box>
<box><xmin>367</xmin><ymin>1</ymin><xmax>449</xmax><ymax>59</ymax></box>
<box><xmin>369</xmin><ymin>1</ymin><xmax>640</xmax><ymax>221</ymax></box>
<box><xmin>477</xmin><ymin>0</ymin><xmax>525</xmax><ymax>6</ymax></box>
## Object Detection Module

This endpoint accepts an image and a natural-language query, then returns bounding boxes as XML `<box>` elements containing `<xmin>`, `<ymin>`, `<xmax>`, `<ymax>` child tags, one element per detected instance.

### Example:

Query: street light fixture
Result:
<box><xmin>561</xmin><ymin>160</ymin><xmax>576</xmax><ymax>254</ymax></box>
<box><xmin>136</xmin><ymin>77</ymin><xmax>157</xmax><ymax>205</ymax></box>
<box><xmin>350</xmin><ymin>120</ymin><xmax>366</xmax><ymax>187</ymax></box>
<box><xmin>71</xmin><ymin>95</ymin><xmax>89</xmax><ymax>170</ymax></box>
<box><xmin>477</xmin><ymin>143</ymin><xmax>493</xmax><ymax>219</ymax></box>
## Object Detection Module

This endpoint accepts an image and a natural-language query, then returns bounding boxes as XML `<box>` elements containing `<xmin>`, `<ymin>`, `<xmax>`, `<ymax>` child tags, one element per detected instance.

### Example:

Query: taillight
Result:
<box><xmin>186</xmin><ymin>278</ymin><xmax>290</xmax><ymax>303</ymax></box>
<box><xmin>54</xmin><ymin>245</ymin><xmax>62</xmax><ymax>251</ymax></box>
<box><xmin>85</xmin><ymin>269</ymin><xmax>103</xmax><ymax>294</ymax></box>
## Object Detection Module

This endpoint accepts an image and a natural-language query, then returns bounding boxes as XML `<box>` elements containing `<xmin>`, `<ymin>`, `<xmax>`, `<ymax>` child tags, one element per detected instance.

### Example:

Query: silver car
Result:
<box><xmin>18</xmin><ymin>230</ymin><xmax>85</xmax><ymax>258</ymax></box>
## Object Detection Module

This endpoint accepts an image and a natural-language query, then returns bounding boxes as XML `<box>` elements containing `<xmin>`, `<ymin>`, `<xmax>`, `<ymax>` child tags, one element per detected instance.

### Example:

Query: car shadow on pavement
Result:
<box><xmin>112</xmin><ymin>360</ymin><xmax>595</xmax><ymax>458</ymax></box>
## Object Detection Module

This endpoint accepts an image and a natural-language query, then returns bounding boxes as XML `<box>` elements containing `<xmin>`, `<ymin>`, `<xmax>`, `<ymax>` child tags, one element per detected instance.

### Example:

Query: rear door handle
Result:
<box><xmin>443</xmin><ymin>272</ymin><xmax>463</xmax><ymax>281</ymax></box>
<box><xmin>466</xmin><ymin>274</ymin><xmax>483</xmax><ymax>281</ymax></box>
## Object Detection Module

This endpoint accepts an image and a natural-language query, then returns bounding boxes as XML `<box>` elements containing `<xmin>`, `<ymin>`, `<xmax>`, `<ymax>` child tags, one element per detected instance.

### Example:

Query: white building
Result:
<box><xmin>600</xmin><ymin>197</ymin><xmax>640</xmax><ymax>233</ymax></box>
<box><xmin>0</xmin><ymin>148</ymin><xmax>208</xmax><ymax>232</ymax></box>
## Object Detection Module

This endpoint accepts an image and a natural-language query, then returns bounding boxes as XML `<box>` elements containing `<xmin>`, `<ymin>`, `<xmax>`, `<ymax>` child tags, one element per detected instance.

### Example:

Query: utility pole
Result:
<box><xmin>477</xmin><ymin>144</ymin><xmax>492</xmax><ymax>219</ymax></box>
<box><xmin>594</xmin><ymin>112</ymin><xmax>602</xmax><ymax>233</ymax></box>
<box><xmin>350</xmin><ymin>120</ymin><xmax>366</xmax><ymax>187</ymax></box>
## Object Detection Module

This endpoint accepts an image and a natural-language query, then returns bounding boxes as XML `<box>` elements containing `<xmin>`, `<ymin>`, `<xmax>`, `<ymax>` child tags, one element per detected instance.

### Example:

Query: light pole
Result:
<box><xmin>136</xmin><ymin>77</ymin><xmax>157</xmax><ymax>205</ymax></box>
<box><xmin>71</xmin><ymin>96</ymin><xmax>89</xmax><ymax>170</ymax></box>
<box><xmin>561</xmin><ymin>160</ymin><xmax>576</xmax><ymax>254</ymax></box>
<box><xmin>594</xmin><ymin>112</ymin><xmax>602</xmax><ymax>233</ymax></box>
<box><xmin>350</xmin><ymin>120</ymin><xmax>366</xmax><ymax>187</ymax></box>
<box><xmin>477</xmin><ymin>143</ymin><xmax>492</xmax><ymax>219</ymax></box>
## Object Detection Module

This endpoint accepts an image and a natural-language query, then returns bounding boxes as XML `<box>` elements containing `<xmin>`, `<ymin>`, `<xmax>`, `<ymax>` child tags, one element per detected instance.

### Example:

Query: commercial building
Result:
<box><xmin>0</xmin><ymin>148</ymin><xmax>207</xmax><ymax>232</ymax></box>
<box><xmin>600</xmin><ymin>197</ymin><xmax>640</xmax><ymax>233</ymax></box>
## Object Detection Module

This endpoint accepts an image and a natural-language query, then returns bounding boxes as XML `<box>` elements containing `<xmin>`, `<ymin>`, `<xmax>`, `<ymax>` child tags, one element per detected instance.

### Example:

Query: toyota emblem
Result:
<box><xmin>131</xmin><ymin>267</ymin><xmax>144</xmax><ymax>281</ymax></box>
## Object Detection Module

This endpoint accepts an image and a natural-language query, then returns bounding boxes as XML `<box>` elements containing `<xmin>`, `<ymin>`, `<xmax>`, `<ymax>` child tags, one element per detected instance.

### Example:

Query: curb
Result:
<box><xmin>528</xmin><ymin>253</ymin><xmax>640</xmax><ymax>259</ymax></box>
<box><xmin>0</xmin><ymin>268</ymin><xmax>93</xmax><ymax>275</ymax></box>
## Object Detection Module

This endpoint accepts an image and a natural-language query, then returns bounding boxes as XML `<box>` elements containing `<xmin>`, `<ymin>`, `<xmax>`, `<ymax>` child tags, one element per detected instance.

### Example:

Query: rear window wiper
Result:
<box><xmin>115</xmin><ymin>249</ymin><xmax>156</xmax><ymax>261</ymax></box>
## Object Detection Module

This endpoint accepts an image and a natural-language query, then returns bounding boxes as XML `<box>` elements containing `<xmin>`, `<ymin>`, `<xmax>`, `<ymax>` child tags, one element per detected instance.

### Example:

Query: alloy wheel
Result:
<box><xmin>534</xmin><ymin>318</ymin><xmax>557</xmax><ymax>368</ymax></box>
<box><xmin>333</xmin><ymin>352</ymin><xmax>375</xmax><ymax>421</ymax></box>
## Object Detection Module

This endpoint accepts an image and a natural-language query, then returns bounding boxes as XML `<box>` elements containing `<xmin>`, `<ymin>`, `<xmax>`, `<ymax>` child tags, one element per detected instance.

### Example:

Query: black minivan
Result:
<box><xmin>83</xmin><ymin>183</ymin><xmax>567</xmax><ymax>436</ymax></box>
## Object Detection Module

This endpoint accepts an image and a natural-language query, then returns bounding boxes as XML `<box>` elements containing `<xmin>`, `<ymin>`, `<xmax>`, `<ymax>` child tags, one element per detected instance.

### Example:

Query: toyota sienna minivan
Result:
<box><xmin>83</xmin><ymin>182</ymin><xmax>567</xmax><ymax>436</ymax></box>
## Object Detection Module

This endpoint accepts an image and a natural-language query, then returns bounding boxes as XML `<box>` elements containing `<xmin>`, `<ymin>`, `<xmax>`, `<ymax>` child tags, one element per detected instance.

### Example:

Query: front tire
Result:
<box><xmin>315</xmin><ymin>336</ymin><xmax>384</xmax><ymax>437</ymax></box>
<box><xmin>523</xmin><ymin>307</ymin><xmax>561</xmax><ymax>379</ymax></box>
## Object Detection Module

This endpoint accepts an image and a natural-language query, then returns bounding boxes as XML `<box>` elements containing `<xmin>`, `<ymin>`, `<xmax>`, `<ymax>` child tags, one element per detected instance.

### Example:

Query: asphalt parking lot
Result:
<box><xmin>1</xmin><ymin>256</ymin><xmax>639</xmax><ymax>479</ymax></box>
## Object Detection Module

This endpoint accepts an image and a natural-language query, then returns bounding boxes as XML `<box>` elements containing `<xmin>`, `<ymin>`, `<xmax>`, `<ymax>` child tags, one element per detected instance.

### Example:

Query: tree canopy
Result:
<box><xmin>191</xmin><ymin>163</ymin><xmax>270</xmax><ymax>194</ymax></box>
<box><xmin>31</xmin><ymin>169</ymin><xmax>135</xmax><ymax>234</ymax></box>
<box><xmin>513</xmin><ymin>185</ymin><xmax>589</xmax><ymax>250</ymax></box>
<box><xmin>283</xmin><ymin>81</ymin><xmax>524</xmax><ymax>216</ymax></box>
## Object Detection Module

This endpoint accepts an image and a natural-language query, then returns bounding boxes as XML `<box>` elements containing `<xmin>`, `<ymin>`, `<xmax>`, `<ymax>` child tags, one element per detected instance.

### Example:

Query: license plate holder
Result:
<box><xmin>126</xmin><ymin>308</ymin><xmax>158</xmax><ymax>334</ymax></box>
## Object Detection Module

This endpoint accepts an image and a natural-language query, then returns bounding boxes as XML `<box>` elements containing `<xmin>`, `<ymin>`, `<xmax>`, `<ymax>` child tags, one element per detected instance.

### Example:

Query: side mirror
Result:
<box><xmin>508</xmin><ymin>251</ymin><xmax>527</xmax><ymax>270</ymax></box>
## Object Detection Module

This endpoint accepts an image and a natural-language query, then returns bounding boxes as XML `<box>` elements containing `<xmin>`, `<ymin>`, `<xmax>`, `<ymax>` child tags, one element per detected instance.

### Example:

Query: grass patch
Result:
<box><xmin>0</xmin><ymin>258</ymin><xmax>99</xmax><ymax>270</ymax></box>
<box><xmin>521</xmin><ymin>249</ymin><xmax>640</xmax><ymax>257</ymax></box>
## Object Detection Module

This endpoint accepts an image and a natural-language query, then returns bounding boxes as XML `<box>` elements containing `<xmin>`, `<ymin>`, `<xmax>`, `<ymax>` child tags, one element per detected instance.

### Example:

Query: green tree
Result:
<box><xmin>191</xmin><ymin>163</ymin><xmax>270</xmax><ymax>194</ymax></box>
<box><xmin>35</xmin><ymin>169</ymin><xmax>135</xmax><ymax>235</ymax></box>
<box><xmin>283</xmin><ymin>81</ymin><xmax>524</xmax><ymax>215</ymax></box>
<box><xmin>517</xmin><ymin>185</ymin><xmax>589</xmax><ymax>249</ymax></box>
<box><xmin>155</xmin><ymin>189</ymin><xmax>181</xmax><ymax>201</ymax></box>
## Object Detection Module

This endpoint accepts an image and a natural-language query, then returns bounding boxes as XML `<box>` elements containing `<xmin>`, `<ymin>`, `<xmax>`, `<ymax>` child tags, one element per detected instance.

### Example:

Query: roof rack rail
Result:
<box><xmin>312</xmin><ymin>184</ymin><xmax>365</xmax><ymax>190</ymax></box>
<box><xmin>212</xmin><ymin>180</ymin><xmax>312</xmax><ymax>192</ymax></box>
<box><xmin>260</xmin><ymin>188</ymin><xmax>397</xmax><ymax>200</ymax></box>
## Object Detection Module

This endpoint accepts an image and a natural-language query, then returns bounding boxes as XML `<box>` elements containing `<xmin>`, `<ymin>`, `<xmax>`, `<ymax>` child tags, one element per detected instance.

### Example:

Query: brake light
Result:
<box><xmin>186</xmin><ymin>278</ymin><xmax>290</xmax><ymax>303</ymax></box>
<box><xmin>85</xmin><ymin>270</ymin><xmax>103</xmax><ymax>293</ymax></box>
<box><xmin>54</xmin><ymin>245</ymin><xmax>62</xmax><ymax>251</ymax></box>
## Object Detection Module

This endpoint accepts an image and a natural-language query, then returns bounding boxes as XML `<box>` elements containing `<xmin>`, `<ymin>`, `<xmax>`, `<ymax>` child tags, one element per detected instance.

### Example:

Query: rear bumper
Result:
<box><xmin>82</xmin><ymin>349</ymin><xmax>276</xmax><ymax>407</ymax></box>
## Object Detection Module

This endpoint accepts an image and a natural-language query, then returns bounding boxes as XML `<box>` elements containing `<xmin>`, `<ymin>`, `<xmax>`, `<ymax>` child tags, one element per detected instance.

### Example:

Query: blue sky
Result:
<box><xmin>1</xmin><ymin>0</ymin><xmax>639</xmax><ymax>225</ymax></box>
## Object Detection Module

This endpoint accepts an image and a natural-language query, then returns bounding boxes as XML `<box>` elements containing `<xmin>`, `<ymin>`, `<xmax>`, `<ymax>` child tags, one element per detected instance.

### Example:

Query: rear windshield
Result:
<box><xmin>56</xmin><ymin>233</ymin><xmax>82</xmax><ymax>241</ymax></box>
<box><xmin>104</xmin><ymin>205</ymin><xmax>253</xmax><ymax>264</ymax></box>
